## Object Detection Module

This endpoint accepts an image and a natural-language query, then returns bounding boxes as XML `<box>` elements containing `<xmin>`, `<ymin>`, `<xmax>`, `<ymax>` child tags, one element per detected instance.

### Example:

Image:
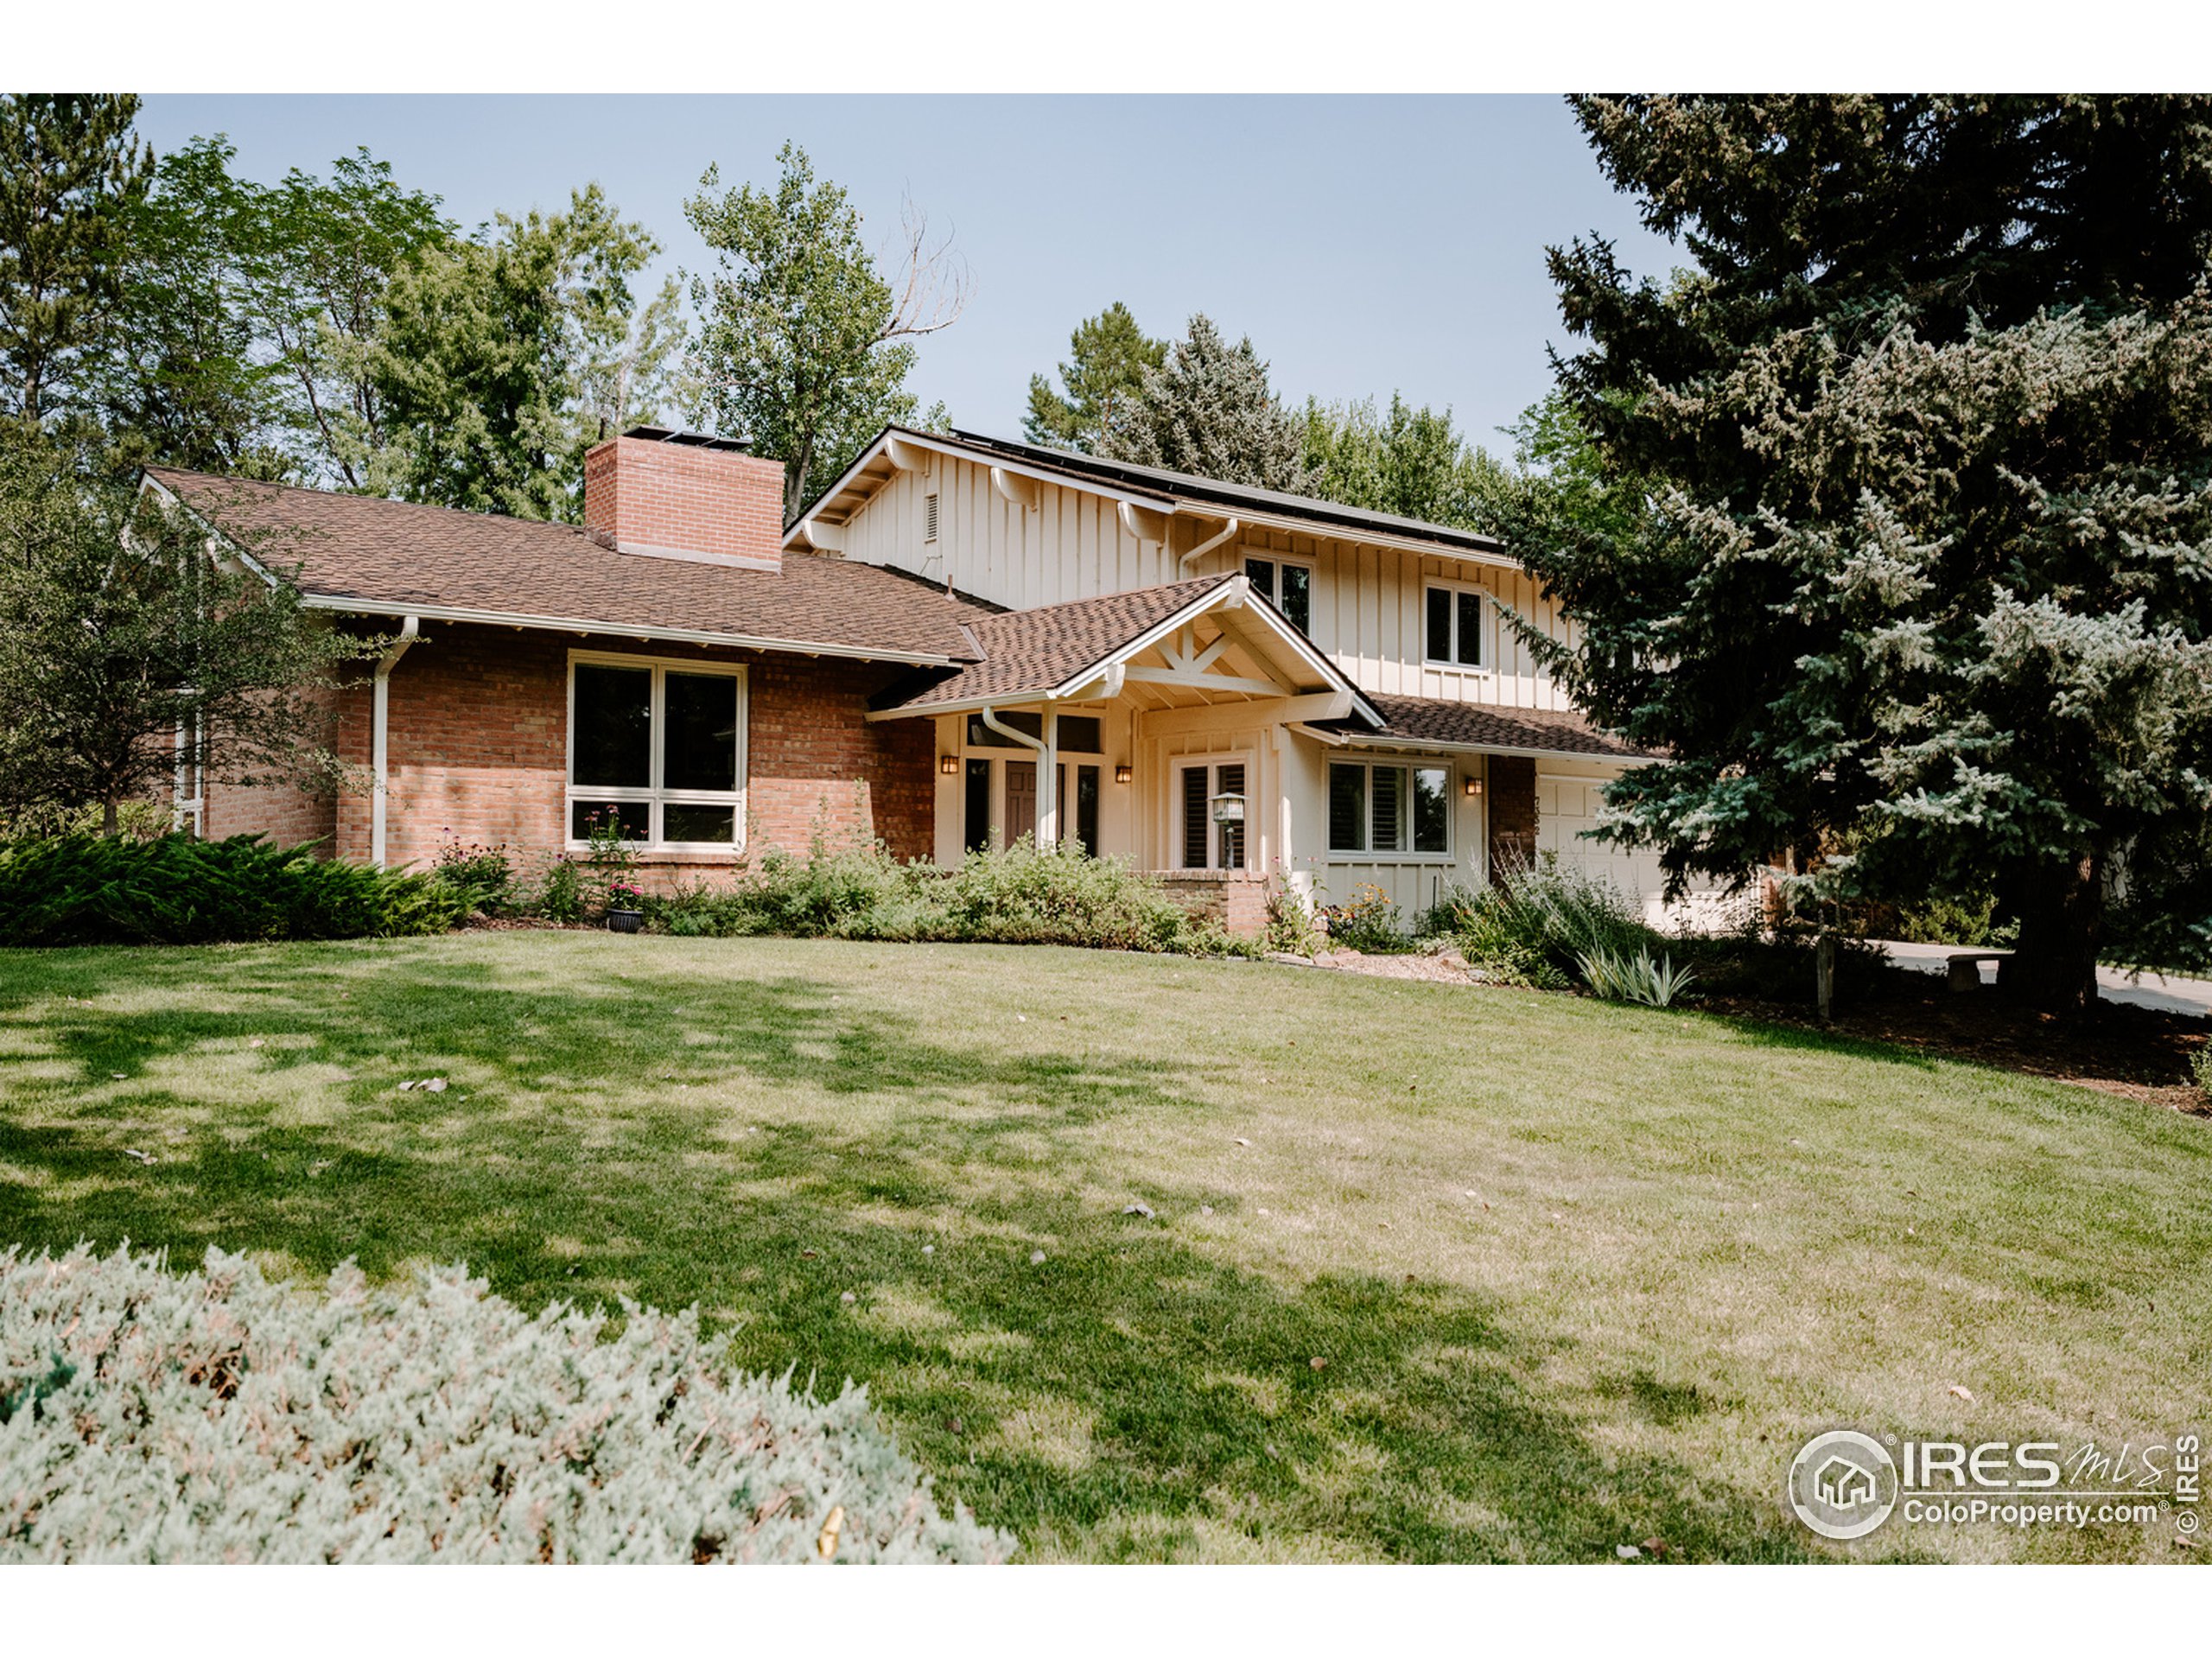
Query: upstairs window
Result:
<box><xmin>568</xmin><ymin>655</ymin><xmax>746</xmax><ymax>849</ymax></box>
<box><xmin>1245</xmin><ymin>556</ymin><xmax>1313</xmax><ymax>634</ymax></box>
<box><xmin>1424</xmin><ymin>583</ymin><xmax>1487</xmax><ymax>668</ymax></box>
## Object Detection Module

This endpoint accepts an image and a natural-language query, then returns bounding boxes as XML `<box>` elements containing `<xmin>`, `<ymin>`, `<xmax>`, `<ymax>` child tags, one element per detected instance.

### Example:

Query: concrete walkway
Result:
<box><xmin>1878</xmin><ymin>939</ymin><xmax>2212</xmax><ymax>1019</ymax></box>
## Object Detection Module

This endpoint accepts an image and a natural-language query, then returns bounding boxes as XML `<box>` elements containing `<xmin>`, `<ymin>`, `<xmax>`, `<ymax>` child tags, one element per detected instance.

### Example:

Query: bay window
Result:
<box><xmin>568</xmin><ymin>654</ymin><xmax>746</xmax><ymax>849</ymax></box>
<box><xmin>1328</xmin><ymin>760</ymin><xmax>1451</xmax><ymax>857</ymax></box>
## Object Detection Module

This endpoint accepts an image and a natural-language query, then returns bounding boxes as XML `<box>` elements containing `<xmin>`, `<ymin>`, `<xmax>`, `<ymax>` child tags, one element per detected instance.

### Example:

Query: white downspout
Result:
<box><xmin>371</xmin><ymin>615</ymin><xmax>420</xmax><ymax>868</ymax></box>
<box><xmin>977</xmin><ymin>703</ymin><xmax>1058</xmax><ymax>852</ymax></box>
<box><xmin>1178</xmin><ymin>516</ymin><xmax>1242</xmax><ymax>575</ymax></box>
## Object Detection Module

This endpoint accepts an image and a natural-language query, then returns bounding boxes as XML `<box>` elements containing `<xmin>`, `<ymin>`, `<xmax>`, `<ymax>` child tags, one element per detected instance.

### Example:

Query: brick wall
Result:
<box><xmin>194</xmin><ymin>683</ymin><xmax>341</xmax><ymax>846</ymax></box>
<box><xmin>582</xmin><ymin>435</ymin><xmax>785</xmax><ymax>569</ymax></box>
<box><xmin>1148</xmin><ymin>870</ymin><xmax>1269</xmax><ymax>939</ymax></box>
<box><xmin>1486</xmin><ymin>754</ymin><xmax>1536</xmax><ymax>880</ymax></box>
<box><xmin>303</xmin><ymin>622</ymin><xmax>933</xmax><ymax>885</ymax></box>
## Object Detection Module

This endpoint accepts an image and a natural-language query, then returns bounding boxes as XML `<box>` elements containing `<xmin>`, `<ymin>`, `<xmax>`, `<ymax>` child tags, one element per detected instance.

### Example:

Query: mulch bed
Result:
<box><xmin>1704</xmin><ymin>974</ymin><xmax>2209</xmax><ymax>1114</ymax></box>
<box><xmin>1294</xmin><ymin>945</ymin><xmax>2208</xmax><ymax>1116</ymax></box>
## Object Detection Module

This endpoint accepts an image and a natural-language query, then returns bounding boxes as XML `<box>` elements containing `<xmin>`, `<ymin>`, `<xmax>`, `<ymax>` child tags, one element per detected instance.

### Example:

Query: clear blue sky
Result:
<box><xmin>137</xmin><ymin>95</ymin><xmax>1676</xmax><ymax>452</ymax></box>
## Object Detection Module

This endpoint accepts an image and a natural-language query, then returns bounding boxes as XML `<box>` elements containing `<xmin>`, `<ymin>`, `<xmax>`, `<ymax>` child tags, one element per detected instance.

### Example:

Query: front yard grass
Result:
<box><xmin>2</xmin><ymin>932</ymin><xmax>2205</xmax><ymax>1562</ymax></box>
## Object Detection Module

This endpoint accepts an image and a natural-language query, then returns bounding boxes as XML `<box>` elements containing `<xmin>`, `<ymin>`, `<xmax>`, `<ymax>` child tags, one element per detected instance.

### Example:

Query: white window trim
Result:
<box><xmin>1326</xmin><ymin>755</ymin><xmax>1457</xmax><ymax>863</ymax></box>
<box><xmin>1244</xmin><ymin>554</ymin><xmax>1316</xmax><ymax>630</ymax></box>
<box><xmin>1169</xmin><ymin>751</ymin><xmax>1256</xmax><ymax>872</ymax></box>
<box><xmin>566</xmin><ymin>650</ymin><xmax>748</xmax><ymax>853</ymax></box>
<box><xmin>1421</xmin><ymin>577</ymin><xmax>1495</xmax><ymax>673</ymax></box>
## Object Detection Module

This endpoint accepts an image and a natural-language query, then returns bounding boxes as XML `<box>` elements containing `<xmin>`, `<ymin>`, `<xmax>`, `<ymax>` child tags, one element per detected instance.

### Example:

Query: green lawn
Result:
<box><xmin>2</xmin><ymin>932</ymin><xmax>2205</xmax><ymax>1562</ymax></box>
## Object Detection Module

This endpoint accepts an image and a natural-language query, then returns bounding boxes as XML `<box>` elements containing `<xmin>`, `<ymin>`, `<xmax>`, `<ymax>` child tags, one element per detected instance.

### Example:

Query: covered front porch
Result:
<box><xmin>868</xmin><ymin>572</ymin><xmax>1369</xmax><ymax>904</ymax></box>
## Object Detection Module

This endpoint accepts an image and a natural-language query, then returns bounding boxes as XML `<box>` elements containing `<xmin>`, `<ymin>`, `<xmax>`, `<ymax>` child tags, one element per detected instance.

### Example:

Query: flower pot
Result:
<box><xmin>607</xmin><ymin>908</ymin><xmax>645</xmax><ymax>934</ymax></box>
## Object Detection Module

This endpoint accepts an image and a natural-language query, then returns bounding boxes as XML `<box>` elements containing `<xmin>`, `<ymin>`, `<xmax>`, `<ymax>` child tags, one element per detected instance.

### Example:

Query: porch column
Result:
<box><xmin>1037</xmin><ymin>707</ymin><xmax>1059</xmax><ymax>849</ymax></box>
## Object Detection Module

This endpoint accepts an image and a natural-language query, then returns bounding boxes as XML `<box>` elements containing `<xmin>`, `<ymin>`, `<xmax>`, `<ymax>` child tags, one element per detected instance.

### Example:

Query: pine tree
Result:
<box><xmin>1101</xmin><ymin>314</ymin><xmax>1305</xmax><ymax>490</ymax></box>
<box><xmin>1505</xmin><ymin>95</ymin><xmax>2212</xmax><ymax>1011</ymax></box>
<box><xmin>1023</xmin><ymin>302</ymin><xmax>1165</xmax><ymax>453</ymax></box>
<box><xmin>0</xmin><ymin>95</ymin><xmax>152</xmax><ymax>427</ymax></box>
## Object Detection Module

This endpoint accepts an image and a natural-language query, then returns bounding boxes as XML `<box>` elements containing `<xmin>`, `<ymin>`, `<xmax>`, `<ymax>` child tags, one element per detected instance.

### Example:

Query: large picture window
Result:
<box><xmin>1328</xmin><ymin>760</ymin><xmax>1451</xmax><ymax>857</ymax></box>
<box><xmin>1423</xmin><ymin>583</ymin><xmax>1487</xmax><ymax>669</ymax></box>
<box><xmin>568</xmin><ymin>654</ymin><xmax>746</xmax><ymax>848</ymax></box>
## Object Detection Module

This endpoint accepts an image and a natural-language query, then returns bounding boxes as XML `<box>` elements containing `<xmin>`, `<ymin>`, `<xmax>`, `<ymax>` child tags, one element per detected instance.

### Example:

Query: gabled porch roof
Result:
<box><xmin>868</xmin><ymin>572</ymin><xmax>1382</xmax><ymax>726</ymax></box>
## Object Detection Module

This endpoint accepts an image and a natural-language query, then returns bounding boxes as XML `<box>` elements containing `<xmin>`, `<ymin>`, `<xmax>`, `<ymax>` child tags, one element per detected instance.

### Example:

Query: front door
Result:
<box><xmin>1005</xmin><ymin>760</ymin><xmax>1037</xmax><ymax>848</ymax></box>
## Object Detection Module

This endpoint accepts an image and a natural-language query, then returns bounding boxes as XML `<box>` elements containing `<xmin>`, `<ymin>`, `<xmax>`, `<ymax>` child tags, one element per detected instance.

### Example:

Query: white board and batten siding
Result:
<box><xmin>836</xmin><ymin>458</ymin><xmax>1580</xmax><ymax>714</ymax></box>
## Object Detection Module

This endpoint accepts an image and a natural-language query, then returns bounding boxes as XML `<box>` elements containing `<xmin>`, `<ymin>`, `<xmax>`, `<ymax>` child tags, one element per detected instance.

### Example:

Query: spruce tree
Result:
<box><xmin>1101</xmin><ymin>314</ymin><xmax>1305</xmax><ymax>491</ymax></box>
<box><xmin>1505</xmin><ymin>96</ymin><xmax>2212</xmax><ymax>1010</ymax></box>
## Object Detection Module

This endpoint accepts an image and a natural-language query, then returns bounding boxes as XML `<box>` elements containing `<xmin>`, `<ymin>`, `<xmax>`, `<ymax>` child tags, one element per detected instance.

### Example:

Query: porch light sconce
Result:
<box><xmin>1115</xmin><ymin>764</ymin><xmax>1133</xmax><ymax>785</ymax></box>
<box><xmin>1465</xmin><ymin>778</ymin><xmax>1484</xmax><ymax>798</ymax></box>
<box><xmin>940</xmin><ymin>754</ymin><xmax>960</xmax><ymax>775</ymax></box>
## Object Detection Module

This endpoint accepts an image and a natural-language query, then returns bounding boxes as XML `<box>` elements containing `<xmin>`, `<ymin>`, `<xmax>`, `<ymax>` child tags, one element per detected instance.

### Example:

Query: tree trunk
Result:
<box><xmin>1999</xmin><ymin>851</ymin><xmax>2104</xmax><ymax>1014</ymax></box>
<box><xmin>101</xmin><ymin>795</ymin><xmax>119</xmax><ymax>836</ymax></box>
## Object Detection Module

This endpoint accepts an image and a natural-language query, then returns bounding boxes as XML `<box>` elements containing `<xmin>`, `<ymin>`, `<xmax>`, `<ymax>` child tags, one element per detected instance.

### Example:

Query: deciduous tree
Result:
<box><xmin>685</xmin><ymin>143</ymin><xmax>965</xmax><ymax>520</ymax></box>
<box><xmin>1298</xmin><ymin>391</ymin><xmax>1507</xmax><ymax>530</ymax></box>
<box><xmin>372</xmin><ymin>186</ymin><xmax>683</xmax><ymax>520</ymax></box>
<box><xmin>0</xmin><ymin>432</ymin><xmax>375</xmax><ymax>832</ymax></box>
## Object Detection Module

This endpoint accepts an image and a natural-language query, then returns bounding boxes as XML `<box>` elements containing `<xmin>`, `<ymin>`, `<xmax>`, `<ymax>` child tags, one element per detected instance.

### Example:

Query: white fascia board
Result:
<box><xmin>784</xmin><ymin>428</ymin><xmax>1181</xmax><ymax>550</ymax></box>
<box><xmin>137</xmin><ymin>474</ymin><xmax>282</xmax><ymax>588</ymax></box>
<box><xmin>1189</xmin><ymin>502</ymin><xmax>1519</xmax><ymax>570</ymax></box>
<box><xmin>298</xmin><ymin>594</ymin><xmax>963</xmax><ymax>668</ymax></box>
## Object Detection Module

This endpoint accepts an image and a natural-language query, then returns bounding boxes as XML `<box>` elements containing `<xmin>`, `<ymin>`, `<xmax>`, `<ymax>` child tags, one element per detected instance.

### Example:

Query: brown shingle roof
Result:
<box><xmin>147</xmin><ymin>467</ymin><xmax>990</xmax><ymax>664</ymax></box>
<box><xmin>1308</xmin><ymin>692</ymin><xmax>1656</xmax><ymax>760</ymax></box>
<box><xmin>874</xmin><ymin>574</ymin><xmax>1237</xmax><ymax>712</ymax></box>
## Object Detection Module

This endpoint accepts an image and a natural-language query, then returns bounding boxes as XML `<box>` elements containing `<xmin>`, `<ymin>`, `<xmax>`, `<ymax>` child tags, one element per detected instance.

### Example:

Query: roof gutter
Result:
<box><xmin>1287</xmin><ymin>722</ymin><xmax>1648</xmax><ymax>763</ymax></box>
<box><xmin>1178</xmin><ymin>516</ymin><xmax>1241</xmax><ymax>575</ymax></box>
<box><xmin>372</xmin><ymin>615</ymin><xmax>420</xmax><ymax>868</ymax></box>
<box><xmin>296</xmin><ymin>595</ymin><xmax>966</xmax><ymax>669</ymax></box>
<box><xmin>976</xmin><ymin>703</ymin><xmax>1061</xmax><ymax>850</ymax></box>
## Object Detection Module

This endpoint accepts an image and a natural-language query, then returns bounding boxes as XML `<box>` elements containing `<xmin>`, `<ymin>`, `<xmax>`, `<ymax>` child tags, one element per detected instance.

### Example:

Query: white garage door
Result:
<box><xmin>1536</xmin><ymin>773</ymin><xmax>1671</xmax><ymax>921</ymax></box>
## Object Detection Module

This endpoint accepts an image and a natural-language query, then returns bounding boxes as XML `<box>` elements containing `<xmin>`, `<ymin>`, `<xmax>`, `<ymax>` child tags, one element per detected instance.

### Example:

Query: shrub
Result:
<box><xmin>1262</xmin><ymin>875</ymin><xmax>1321</xmax><ymax>957</ymax></box>
<box><xmin>432</xmin><ymin>837</ymin><xmax>514</xmax><ymax>913</ymax></box>
<box><xmin>1317</xmin><ymin>882</ymin><xmax>1409</xmax><ymax>953</ymax></box>
<box><xmin>0</xmin><ymin>1245</ymin><xmax>1014</xmax><ymax>1565</ymax></box>
<box><xmin>644</xmin><ymin>839</ymin><xmax>1247</xmax><ymax>957</ymax></box>
<box><xmin>0</xmin><ymin>833</ymin><xmax>470</xmax><ymax>946</ymax></box>
<box><xmin>2193</xmin><ymin>1045</ymin><xmax>2210</xmax><ymax>1105</ymax></box>
<box><xmin>527</xmin><ymin>855</ymin><xmax>588</xmax><ymax>925</ymax></box>
<box><xmin>1439</xmin><ymin>856</ymin><xmax>1657</xmax><ymax>988</ymax></box>
<box><xmin>1577</xmin><ymin>944</ymin><xmax>1699</xmax><ymax>1007</ymax></box>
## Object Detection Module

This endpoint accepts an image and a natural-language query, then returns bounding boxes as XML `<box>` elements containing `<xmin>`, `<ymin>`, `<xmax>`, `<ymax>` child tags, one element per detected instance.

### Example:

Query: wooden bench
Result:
<box><xmin>1947</xmin><ymin>953</ymin><xmax>2005</xmax><ymax>993</ymax></box>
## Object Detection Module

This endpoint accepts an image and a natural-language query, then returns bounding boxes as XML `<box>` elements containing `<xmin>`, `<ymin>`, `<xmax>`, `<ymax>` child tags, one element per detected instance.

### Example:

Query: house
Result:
<box><xmin>146</xmin><ymin>423</ymin><xmax>1678</xmax><ymax>935</ymax></box>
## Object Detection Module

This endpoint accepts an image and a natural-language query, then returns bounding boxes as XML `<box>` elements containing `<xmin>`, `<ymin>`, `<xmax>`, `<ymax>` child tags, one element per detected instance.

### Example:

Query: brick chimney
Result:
<box><xmin>583</xmin><ymin>427</ymin><xmax>786</xmax><ymax>571</ymax></box>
